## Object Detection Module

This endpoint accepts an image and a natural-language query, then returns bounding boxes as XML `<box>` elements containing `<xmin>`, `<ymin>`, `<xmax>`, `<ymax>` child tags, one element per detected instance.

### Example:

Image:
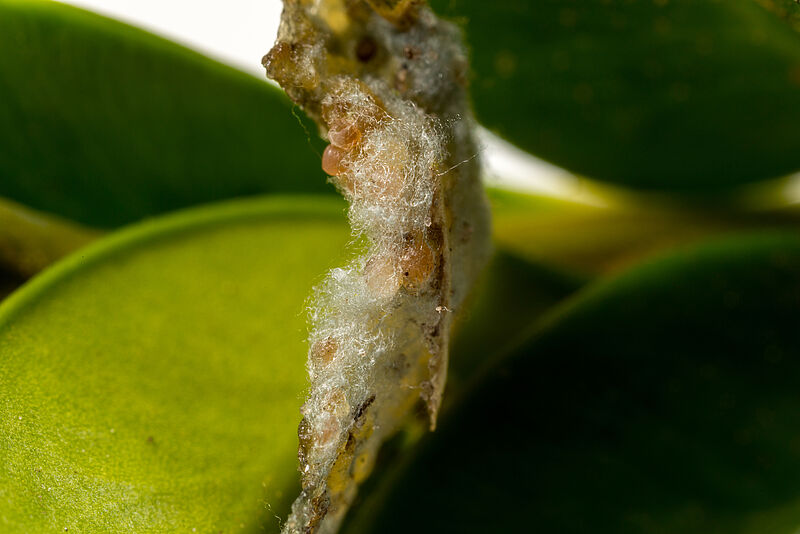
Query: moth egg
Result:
<box><xmin>399</xmin><ymin>233</ymin><xmax>436</xmax><ymax>290</ymax></box>
<box><xmin>358</xmin><ymin>137</ymin><xmax>409</xmax><ymax>200</ymax></box>
<box><xmin>328</xmin><ymin>119</ymin><xmax>362</xmax><ymax>150</ymax></box>
<box><xmin>316</xmin><ymin>415</ymin><xmax>340</xmax><ymax>448</ymax></box>
<box><xmin>323</xmin><ymin>388</ymin><xmax>350</xmax><ymax>418</ymax></box>
<box><xmin>311</xmin><ymin>336</ymin><xmax>338</xmax><ymax>366</ymax></box>
<box><xmin>377</xmin><ymin>137</ymin><xmax>410</xmax><ymax>169</ymax></box>
<box><xmin>368</xmin><ymin>169</ymin><xmax>405</xmax><ymax>199</ymax></box>
<box><xmin>321</xmin><ymin>98</ymin><xmax>350</xmax><ymax>126</ymax></box>
<box><xmin>364</xmin><ymin>254</ymin><xmax>401</xmax><ymax>300</ymax></box>
<box><xmin>322</xmin><ymin>144</ymin><xmax>347</xmax><ymax>176</ymax></box>
<box><xmin>262</xmin><ymin>41</ymin><xmax>318</xmax><ymax>90</ymax></box>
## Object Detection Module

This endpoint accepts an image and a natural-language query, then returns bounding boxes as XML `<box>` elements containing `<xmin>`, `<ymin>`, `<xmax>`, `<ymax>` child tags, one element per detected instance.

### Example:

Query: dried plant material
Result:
<box><xmin>264</xmin><ymin>1</ymin><xmax>491</xmax><ymax>532</ymax></box>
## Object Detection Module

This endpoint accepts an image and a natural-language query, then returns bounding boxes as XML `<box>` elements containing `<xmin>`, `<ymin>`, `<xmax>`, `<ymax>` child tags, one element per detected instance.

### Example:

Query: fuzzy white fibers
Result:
<box><xmin>268</xmin><ymin>4</ymin><xmax>492</xmax><ymax>534</ymax></box>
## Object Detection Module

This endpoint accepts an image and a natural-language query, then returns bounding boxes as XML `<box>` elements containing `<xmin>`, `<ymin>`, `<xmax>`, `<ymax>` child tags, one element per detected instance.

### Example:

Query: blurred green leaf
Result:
<box><xmin>0</xmin><ymin>267</ymin><xmax>24</xmax><ymax>301</ymax></box>
<box><xmin>447</xmin><ymin>250</ymin><xmax>587</xmax><ymax>394</ymax></box>
<box><xmin>345</xmin><ymin>231</ymin><xmax>800</xmax><ymax>534</ymax></box>
<box><xmin>336</xmin><ymin>250</ymin><xmax>589</xmax><ymax>532</ymax></box>
<box><xmin>761</xmin><ymin>0</ymin><xmax>800</xmax><ymax>32</ymax></box>
<box><xmin>490</xmin><ymin>188</ymin><xmax>800</xmax><ymax>275</ymax></box>
<box><xmin>433</xmin><ymin>0</ymin><xmax>800</xmax><ymax>191</ymax></box>
<box><xmin>0</xmin><ymin>196</ymin><xmax>350</xmax><ymax>532</ymax></box>
<box><xmin>0</xmin><ymin>0</ymin><xmax>331</xmax><ymax>228</ymax></box>
<box><xmin>0</xmin><ymin>196</ymin><xmax>99</xmax><ymax>280</ymax></box>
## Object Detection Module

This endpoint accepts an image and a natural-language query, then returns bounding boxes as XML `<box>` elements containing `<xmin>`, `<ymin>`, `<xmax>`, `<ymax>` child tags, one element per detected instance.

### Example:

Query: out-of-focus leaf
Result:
<box><xmin>0</xmin><ymin>196</ymin><xmax>99</xmax><ymax>280</ymax></box>
<box><xmin>433</xmin><ymin>0</ymin><xmax>800</xmax><ymax>191</ymax></box>
<box><xmin>0</xmin><ymin>196</ymin><xmax>350</xmax><ymax>533</ymax></box>
<box><xmin>447</xmin><ymin>250</ymin><xmax>587</xmax><ymax>394</ymax></box>
<box><xmin>489</xmin><ymin>188</ymin><xmax>800</xmax><ymax>275</ymax></box>
<box><xmin>761</xmin><ymin>0</ymin><xmax>800</xmax><ymax>32</ymax></box>
<box><xmin>0</xmin><ymin>267</ymin><xmax>24</xmax><ymax>301</ymax></box>
<box><xmin>345</xmin><ymin>231</ymin><xmax>800</xmax><ymax>534</ymax></box>
<box><xmin>0</xmin><ymin>0</ymin><xmax>331</xmax><ymax>228</ymax></box>
<box><xmin>336</xmin><ymin>249</ymin><xmax>588</xmax><ymax>532</ymax></box>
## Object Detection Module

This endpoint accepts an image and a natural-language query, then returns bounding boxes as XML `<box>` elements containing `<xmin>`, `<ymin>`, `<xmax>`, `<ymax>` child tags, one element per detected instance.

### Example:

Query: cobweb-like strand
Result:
<box><xmin>264</xmin><ymin>2</ymin><xmax>491</xmax><ymax>533</ymax></box>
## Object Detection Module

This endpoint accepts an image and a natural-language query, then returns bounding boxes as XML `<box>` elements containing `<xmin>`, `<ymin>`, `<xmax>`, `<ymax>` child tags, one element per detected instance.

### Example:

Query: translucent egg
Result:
<box><xmin>322</xmin><ymin>144</ymin><xmax>347</xmax><ymax>176</ymax></box>
<box><xmin>328</xmin><ymin>119</ymin><xmax>362</xmax><ymax>150</ymax></box>
<box><xmin>311</xmin><ymin>336</ymin><xmax>338</xmax><ymax>366</ymax></box>
<box><xmin>363</xmin><ymin>254</ymin><xmax>401</xmax><ymax>300</ymax></box>
<box><xmin>399</xmin><ymin>232</ymin><xmax>436</xmax><ymax>290</ymax></box>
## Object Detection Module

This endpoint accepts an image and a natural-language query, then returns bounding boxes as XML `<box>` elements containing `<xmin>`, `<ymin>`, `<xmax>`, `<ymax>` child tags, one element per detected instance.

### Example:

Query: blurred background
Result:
<box><xmin>57</xmin><ymin>0</ymin><xmax>282</xmax><ymax>77</ymax></box>
<box><xmin>52</xmin><ymin>0</ymin><xmax>627</xmax><ymax>204</ymax></box>
<box><xmin>55</xmin><ymin>0</ymin><xmax>800</xmax><ymax>206</ymax></box>
<box><xmin>3</xmin><ymin>0</ymin><xmax>800</xmax><ymax>299</ymax></box>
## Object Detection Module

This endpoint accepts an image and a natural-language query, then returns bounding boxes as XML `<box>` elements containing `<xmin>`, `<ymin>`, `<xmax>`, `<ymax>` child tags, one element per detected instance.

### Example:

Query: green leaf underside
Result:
<box><xmin>0</xmin><ymin>268</ymin><xmax>25</xmax><ymax>301</ymax></box>
<box><xmin>0</xmin><ymin>196</ymin><xmax>351</xmax><ymax>533</ymax></box>
<box><xmin>0</xmin><ymin>0</ymin><xmax>332</xmax><ymax>229</ymax></box>
<box><xmin>488</xmin><ymin>188</ymin><xmax>800</xmax><ymax>275</ymax></box>
<box><xmin>758</xmin><ymin>0</ymin><xmax>800</xmax><ymax>32</ymax></box>
<box><xmin>447</xmin><ymin>251</ymin><xmax>587</xmax><ymax>396</ymax></box>
<box><xmin>345</xmin><ymin>231</ymin><xmax>800</xmax><ymax>534</ymax></box>
<box><xmin>0</xmin><ymin>196</ymin><xmax>99</xmax><ymax>280</ymax></box>
<box><xmin>433</xmin><ymin>0</ymin><xmax>800</xmax><ymax>191</ymax></box>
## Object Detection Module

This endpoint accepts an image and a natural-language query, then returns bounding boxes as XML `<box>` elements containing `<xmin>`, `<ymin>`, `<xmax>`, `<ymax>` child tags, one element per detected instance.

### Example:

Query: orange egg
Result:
<box><xmin>311</xmin><ymin>336</ymin><xmax>338</xmax><ymax>366</ymax></box>
<box><xmin>364</xmin><ymin>254</ymin><xmax>401</xmax><ymax>300</ymax></box>
<box><xmin>399</xmin><ymin>233</ymin><xmax>436</xmax><ymax>291</ymax></box>
<box><xmin>324</xmin><ymin>388</ymin><xmax>350</xmax><ymax>418</ymax></box>
<box><xmin>328</xmin><ymin>119</ymin><xmax>362</xmax><ymax>150</ymax></box>
<box><xmin>322</xmin><ymin>144</ymin><xmax>347</xmax><ymax>176</ymax></box>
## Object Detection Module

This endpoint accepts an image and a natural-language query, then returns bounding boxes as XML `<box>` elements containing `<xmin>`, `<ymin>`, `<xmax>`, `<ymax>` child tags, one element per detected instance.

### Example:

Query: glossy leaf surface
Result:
<box><xmin>0</xmin><ymin>196</ymin><xmax>349</xmax><ymax>532</ymax></box>
<box><xmin>0</xmin><ymin>0</ymin><xmax>331</xmax><ymax>228</ymax></box>
<box><xmin>433</xmin><ymin>0</ymin><xmax>800</xmax><ymax>191</ymax></box>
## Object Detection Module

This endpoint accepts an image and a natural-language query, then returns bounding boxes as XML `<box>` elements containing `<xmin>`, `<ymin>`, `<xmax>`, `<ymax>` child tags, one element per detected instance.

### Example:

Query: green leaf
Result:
<box><xmin>0</xmin><ymin>195</ymin><xmax>350</xmax><ymax>532</ymax></box>
<box><xmin>345</xmin><ymin>231</ymin><xmax>800</xmax><ymax>533</ymax></box>
<box><xmin>0</xmin><ymin>196</ymin><xmax>99</xmax><ymax>280</ymax></box>
<box><xmin>433</xmin><ymin>0</ymin><xmax>800</xmax><ymax>191</ymax></box>
<box><xmin>0</xmin><ymin>268</ymin><xmax>24</xmax><ymax>301</ymax></box>
<box><xmin>0</xmin><ymin>0</ymin><xmax>331</xmax><ymax>228</ymax></box>
<box><xmin>489</xmin><ymin>188</ymin><xmax>800</xmax><ymax>275</ymax></box>
<box><xmin>447</xmin><ymin>250</ymin><xmax>587</xmax><ymax>394</ymax></box>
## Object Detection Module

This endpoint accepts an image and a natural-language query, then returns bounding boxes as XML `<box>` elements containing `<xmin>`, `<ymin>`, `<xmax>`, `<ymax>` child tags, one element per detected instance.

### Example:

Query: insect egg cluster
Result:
<box><xmin>265</xmin><ymin>2</ymin><xmax>492</xmax><ymax>532</ymax></box>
